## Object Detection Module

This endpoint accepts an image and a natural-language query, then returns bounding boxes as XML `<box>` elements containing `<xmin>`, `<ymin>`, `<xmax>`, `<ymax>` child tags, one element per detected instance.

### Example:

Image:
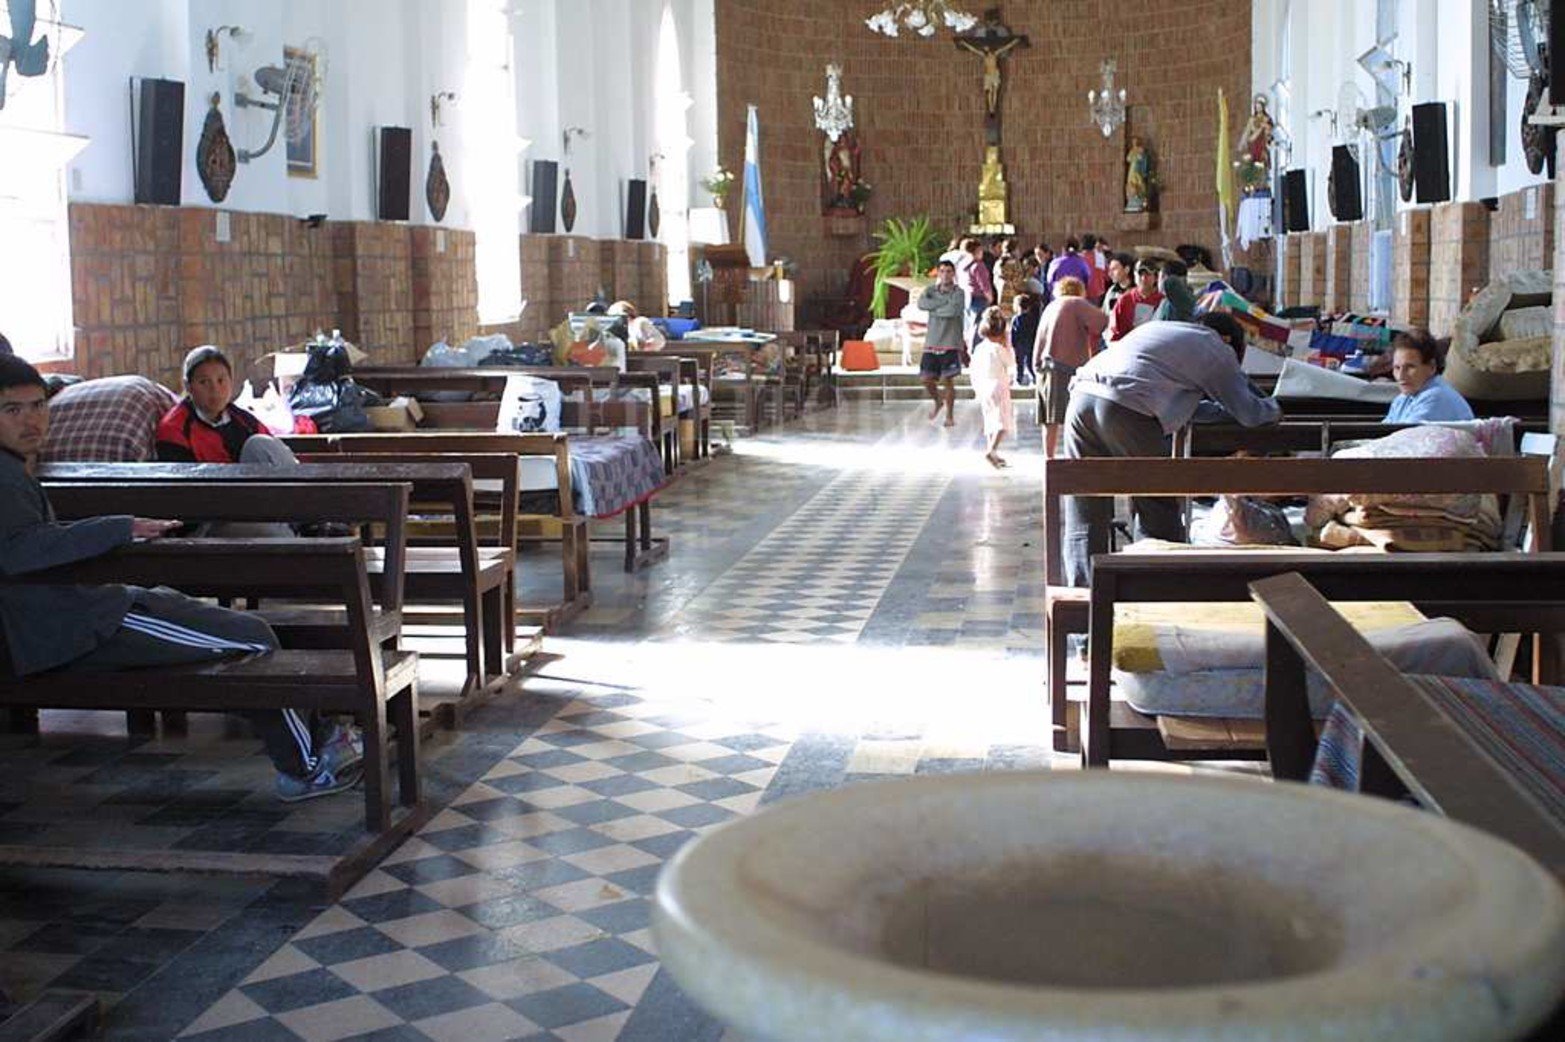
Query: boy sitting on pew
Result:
<box><xmin>0</xmin><ymin>355</ymin><xmax>359</xmax><ymax>802</ymax></box>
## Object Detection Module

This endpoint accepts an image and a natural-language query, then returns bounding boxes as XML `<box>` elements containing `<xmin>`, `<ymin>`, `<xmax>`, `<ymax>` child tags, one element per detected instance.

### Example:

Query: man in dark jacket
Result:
<box><xmin>0</xmin><ymin>355</ymin><xmax>359</xmax><ymax>802</ymax></box>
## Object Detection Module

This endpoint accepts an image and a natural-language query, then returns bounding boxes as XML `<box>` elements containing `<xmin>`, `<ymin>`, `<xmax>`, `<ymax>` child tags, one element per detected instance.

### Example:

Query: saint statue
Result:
<box><xmin>1124</xmin><ymin>137</ymin><xmax>1151</xmax><ymax>213</ymax></box>
<box><xmin>1239</xmin><ymin>95</ymin><xmax>1274</xmax><ymax>173</ymax></box>
<box><xmin>823</xmin><ymin>130</ymin><xmax>864</xmax><ymax>214</ymax></box>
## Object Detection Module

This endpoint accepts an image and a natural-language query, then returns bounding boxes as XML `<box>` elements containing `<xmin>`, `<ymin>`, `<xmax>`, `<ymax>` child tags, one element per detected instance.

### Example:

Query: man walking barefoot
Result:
<box><xmin>918</xmin><ymin>260</ymin><xmax>965</xmax><ymax>427</ymax></box>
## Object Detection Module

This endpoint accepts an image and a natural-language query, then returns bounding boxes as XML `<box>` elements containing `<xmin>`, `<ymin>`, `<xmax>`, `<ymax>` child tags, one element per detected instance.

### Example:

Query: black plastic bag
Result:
<box><xmin>287</xmin><ymin>341</ymin><xmax>382</xmax><ymax>432</ymax></box>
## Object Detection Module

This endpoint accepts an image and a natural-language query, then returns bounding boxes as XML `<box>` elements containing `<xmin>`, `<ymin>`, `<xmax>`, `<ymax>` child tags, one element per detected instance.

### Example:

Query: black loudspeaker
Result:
<box><xmin>376</xmin><ymin>127</ymin><xmax>412</xmax><ymax>221</ymax></box>
<box><xmin>625</xmin><ymin>179</ymin><xmax>647</xmax><ymax>240</ymax></box>
<box><xmin>1550</xmin><ymin>0</ymin><xmax>1564</xmax><ymax>106</ymax></box>
<box><xmin>529</xmin><ymin>160</ymin><xmax>559</xmax><ymax>233</ymax></box>
<box><xmin>1282</xmin><ymin>169</ymin><xmax>1310</xmax><ymax>231</ymax></box>
<box><xmin>1329</xmin><ymin>145</ymin><xmax>1364</xmax><ymax>222</ymax></box>
<box><xmin>134</xmin><ymin>78</ymin><xmax>184</xmax><ymax>206</ymax></box>
<box><xmin>1411</xmin><ymin>102</ymin><xmax>1452</xmax><ymax>204</ymax></box>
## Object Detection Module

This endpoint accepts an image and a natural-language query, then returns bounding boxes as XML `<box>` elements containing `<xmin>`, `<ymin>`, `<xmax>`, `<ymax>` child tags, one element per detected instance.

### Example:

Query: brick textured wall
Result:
<box><xmin>1348</xmin><ymin>220</ymin><xmax>1372</xmax><ymax>314</ymax></box>
<box><xmin>482</xmin><ymin>235</ymin><xmax>667</xmax><ymax>344</ymax></box>
<box><xmin>1427</xmin><ymin>200</ymin><xmax>1490</xmax><ymax>339</ymax></box>
<box><xmin>411</xmin><ymin>227</ymin><xmax>480</xmax><ymax>360</ymax></box>
<box><xmin>1281</xmin><ymin>233</ymin><xmax>1301</xmax><ymax>305</ymax></box>
<box><xmin>715</xmin><ymin>0</ymin><xmax>1252</xmax><ymax>305</ymax></box>
<box><xmin>1392</xmin><ymin>208</ymin><xmax>1431</xmax><ymax>329</ymax></box>
<box><xmin>1296</xmin><ymin>231</ymin><xmax>1326</xmax><ymax>308</ymax></box>
<box><xmin>68</xmin><ymin>203</ymin><xmax>483</xmax><ymax>384</ymax></box>
<box><xmin>1323</xmin><ymin>224</ymin><xmax>1352</xmax><ymax>314</ymax></box>
<box><xmin>1489</xmin><ymin>183</ymin><xmax>1554</xmax><ymax>279</ymax></box>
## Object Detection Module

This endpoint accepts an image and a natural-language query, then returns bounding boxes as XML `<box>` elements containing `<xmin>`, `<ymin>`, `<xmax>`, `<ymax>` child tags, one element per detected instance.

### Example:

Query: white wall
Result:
<box><xmin>1253</xmin><ymin>0</ymin><xmax>1549</xmax><ymax>228</ymax></box>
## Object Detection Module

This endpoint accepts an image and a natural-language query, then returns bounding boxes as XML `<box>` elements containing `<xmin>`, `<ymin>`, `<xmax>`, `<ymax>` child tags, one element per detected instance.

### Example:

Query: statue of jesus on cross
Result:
<box><xmin>954</xmin><ymin>8</ymin><xmax>1029</xmax><ymax>136</ymax></box>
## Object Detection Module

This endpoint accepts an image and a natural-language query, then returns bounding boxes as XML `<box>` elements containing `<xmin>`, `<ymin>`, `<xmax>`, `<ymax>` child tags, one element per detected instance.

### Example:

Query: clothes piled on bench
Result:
<box><xmin>1110</xmin><ymin>599</ymin><xmax>1496</xmax><ymax>720</ymax></box>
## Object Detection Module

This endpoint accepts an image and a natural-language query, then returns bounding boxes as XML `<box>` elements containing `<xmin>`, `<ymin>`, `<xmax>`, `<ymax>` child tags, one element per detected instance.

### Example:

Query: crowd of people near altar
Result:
<box><xmin>915</xmin><ymin>233</ymin><xmax>1475</xmax><ymax>469</ymax></box>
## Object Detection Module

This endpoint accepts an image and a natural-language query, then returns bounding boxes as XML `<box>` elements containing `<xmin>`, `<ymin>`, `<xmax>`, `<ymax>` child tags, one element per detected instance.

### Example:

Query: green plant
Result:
<box><xmin>863</xmin><ymin>215</ymin><xmax>944</xmax><ymax>319</ymax></box>
<box><xmin>700</xmin><ymin>167</ymin><xmax>735</xmax><ymax>202</ymax></box>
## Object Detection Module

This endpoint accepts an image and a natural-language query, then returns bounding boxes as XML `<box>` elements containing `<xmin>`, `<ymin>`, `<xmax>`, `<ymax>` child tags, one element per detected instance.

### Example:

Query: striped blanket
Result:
<box><xmin>1311</xmin><ymin>676</ymin><xmax>1565</xmax><ymax>823</ymax></box>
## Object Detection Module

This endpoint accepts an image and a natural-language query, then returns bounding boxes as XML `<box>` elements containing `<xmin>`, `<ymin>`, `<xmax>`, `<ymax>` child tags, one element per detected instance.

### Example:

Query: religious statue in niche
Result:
<box><xmin>954</xmin><ymin>8</ymin><xmax>1028</xmax><ymax>233</ymax></box>
<box><xmin>1124</xmin><ymin>136</ymin><xmax>1154</xmax><ymax>213</ymax></box>
<box><xmin>197</xmin><ymin>93</ymin><xmax>237</xmax><ymax>203</ymax></box>
<box><xmin>813</xmin><ymin>64</ymin><xmax>870</xmax><ymax>216</ymax></box>
<box><xmin>1236</xmin><ymin>94</ymin><xmax>1274</xmax><ymax>194</ymax></box>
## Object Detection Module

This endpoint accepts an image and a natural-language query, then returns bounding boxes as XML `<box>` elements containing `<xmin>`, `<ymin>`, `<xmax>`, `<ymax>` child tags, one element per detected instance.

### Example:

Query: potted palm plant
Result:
<box><xmin>863</xmin><ymin>216</ymin><xmax>944</xmax><ymax>319</ymax></box>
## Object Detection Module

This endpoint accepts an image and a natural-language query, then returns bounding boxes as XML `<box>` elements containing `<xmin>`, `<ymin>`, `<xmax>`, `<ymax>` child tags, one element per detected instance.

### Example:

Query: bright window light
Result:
<box><xmin>0</xmin><ymin>4</ymin><xmax>78</xmax><ymax>363</ymax></box>
<box><xmin>655</xmin><ymin>4</ymin><xmax>692</xmax><ymax>309</ymax></box>
<box><xmin>465</xmin><ymin>0</ymin><xmax>523</xmax><ymax>326</ymax></box>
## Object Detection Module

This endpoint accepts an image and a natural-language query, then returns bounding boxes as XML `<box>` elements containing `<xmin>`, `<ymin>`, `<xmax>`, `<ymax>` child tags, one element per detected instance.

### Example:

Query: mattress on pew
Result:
<box><xmin>1105</xmin><ymin>541</ymin><xmax>1499</xmax><ymax>719</ymax></box>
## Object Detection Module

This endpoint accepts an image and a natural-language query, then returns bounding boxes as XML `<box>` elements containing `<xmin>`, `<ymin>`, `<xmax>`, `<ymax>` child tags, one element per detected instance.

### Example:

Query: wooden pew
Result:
<box><xmin>0</xmin><ymin>512</ymin><xmax>424</xmax><ymax>852</ymax></box>
<box><xmin>39</xmin><ymin>460</ymin><xmax>514</xmax><ymax>717</ymax></box>
<box><xmin>1043</xmin><ymin>455</ymin><xmax>1552</xmax><ymax>766</ymax></box>
<box><xmin>1251</xmin><ymin>567</ymin><xmax>1565</xmax><ymax>879</ymax></box>
<box><xmin>623</xmin><ymin>353</ymin><xmax>687</xmax><ymax>472</ymax></box>
<box><xmin>1178</xmin><ymin>419</ymin><xmax>1552</xmax><ymax>458</ymax></box>
<box><xmin>657</xmin><ymin>342</ymin><xmax>762</xmax><ymax>432</ymax></box>
<box><xmin>291</xmin><ymin>432</ymin><xmax>593</xmax><ymax>629</ymax></box>
<box><xmin>634</xmin><ymin>350</ymin><xmax>714</xmax><ymax>461</ymax></box>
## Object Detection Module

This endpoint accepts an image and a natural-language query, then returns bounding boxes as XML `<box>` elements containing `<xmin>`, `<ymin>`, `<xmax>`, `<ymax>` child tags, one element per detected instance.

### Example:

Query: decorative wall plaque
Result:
<box><xmin>648</xmin><ymin>186</ymin><xmax>660</xmax><ymax>238</ymax></box>
<box><xmin>426</xmin><ymin>142</ymin><xmax>450</xmax><ymax>222</ymax></box>
<box><xmin>561</xmin><ymin>169</ymin><xmax>578</xmax><ymax>232</ymax></box>
<box><xmin>197</xmin><ymin>93</ymin><xmax>237</xmax><ymax>203</ymax></box>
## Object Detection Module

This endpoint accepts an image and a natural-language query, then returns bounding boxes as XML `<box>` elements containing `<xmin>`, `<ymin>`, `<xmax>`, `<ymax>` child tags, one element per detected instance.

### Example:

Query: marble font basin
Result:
<box><xmin>652</xmin><ymin>772</ymin><xmax>1565</xmax><ymax>1042</ymax></box>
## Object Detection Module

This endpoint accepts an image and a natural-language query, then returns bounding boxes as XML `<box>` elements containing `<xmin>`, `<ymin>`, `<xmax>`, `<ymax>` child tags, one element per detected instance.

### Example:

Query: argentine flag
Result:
<box><xmin>740</xmin><ymin>104</ymin><xmax>768</xmax><ymax>268</ymax></box>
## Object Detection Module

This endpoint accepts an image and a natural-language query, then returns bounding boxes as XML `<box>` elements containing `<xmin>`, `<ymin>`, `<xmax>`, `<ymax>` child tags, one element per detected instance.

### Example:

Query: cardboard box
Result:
<box><xmin>365</xmin><ymin>396</ymin><xmax>424</xmax><ymax>431</ymax></box>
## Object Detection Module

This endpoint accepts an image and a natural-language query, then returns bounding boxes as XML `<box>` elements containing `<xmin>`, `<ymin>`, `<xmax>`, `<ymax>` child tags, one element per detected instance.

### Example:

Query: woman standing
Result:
<box><xmin>970</xmin><ymin>306</ymin><xmax>1016</xmax><ymax>469</ymax></box>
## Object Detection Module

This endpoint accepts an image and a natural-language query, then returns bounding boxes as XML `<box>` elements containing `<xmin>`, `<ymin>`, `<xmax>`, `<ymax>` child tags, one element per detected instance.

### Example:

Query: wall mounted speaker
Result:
<box><xmin>375</xmin><ymin>126</ymin><xmax>413</xmax><ymax>221</ymax></box>
<box><xmin>1282</xmin><ymin>169</ymin><xmax>1310</xmax><ymax>231</ymax></box>
<box><xmin>625</xmin><ymin>179</ymin><xmax>647</xmax><ymax>240</ymax></box>
<box><xmin>1411</xmin><ymin>102</ymin><xmax>1451</xmax><ymax>204</ymax></box>
<box><xmin>529</xmin><ymin>160</ymin><xmax>559</xmax><ymax>234</ymax></box>
<box><xmin>133</xmin><ymin>77</ymin><xmax>185</xmax><ymax>206</ymax></box>
<box><xmin>1329</xmin><ymin>145</ymin><xmax>1363</xmax><ymax>222</ymax></box>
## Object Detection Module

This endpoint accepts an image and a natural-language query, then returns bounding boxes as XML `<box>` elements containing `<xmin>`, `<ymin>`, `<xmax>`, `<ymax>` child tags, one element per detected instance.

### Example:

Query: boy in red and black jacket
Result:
<box><xmin>156</xmin><ymin>345</ymin><xmax>292</xmax><ymax>465</ymax></box>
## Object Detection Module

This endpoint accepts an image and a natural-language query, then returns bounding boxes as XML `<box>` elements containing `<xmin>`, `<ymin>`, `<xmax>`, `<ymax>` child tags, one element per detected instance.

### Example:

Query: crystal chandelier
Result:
<box><xmin>812</xmin><ymin>64</ymin><xmax>855</xmax><ymax>142</ymax></box>
<box><xmin>865</xmin><ymin>2</ymin><xmax>978</xmax><ymax>38</ymax></box>
<box><xmin>1087</xmin><ymin>59</ymin><xmax>1127</xmax><ymax>138</ymax></box>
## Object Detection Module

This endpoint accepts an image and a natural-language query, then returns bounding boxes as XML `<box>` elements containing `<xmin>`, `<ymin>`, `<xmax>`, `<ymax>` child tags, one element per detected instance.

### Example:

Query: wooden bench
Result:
<box><xmin>1177</xmin><ymin>419</ymin><xmax>1552</xmax><ymax>458</ymax></box>
<box><xmin>1043</xmin><ymin>455</ymin><xmax>1552</xmax><ymax>765</ymax></box>
<box><xmin>38</xmin><ymin>460</ymin><xmax>514</xmax><ymax>716</ymax></box>
<box><xmin>291</xmin><ymin>432</ymin><xmax>593</xmax><ymax>629</ymax></box>
<box><xmin>634</xmin><ymin>350</ymin><xmax>713</xmax><ymax>460</ymax></box>
<box><xmin>1252</xmin><ymin>566</ymin><xmax>1565</xmax><ymax>879</ymax></box>
<box><xmin>658</xmin><ymin>342</ymin><xmax>766</xmax><ymax>432</ymax></box>
<box><xmin>0</xmin><ymin>525</ymin><xmax>424</xmax><ymax>878</ymax></box>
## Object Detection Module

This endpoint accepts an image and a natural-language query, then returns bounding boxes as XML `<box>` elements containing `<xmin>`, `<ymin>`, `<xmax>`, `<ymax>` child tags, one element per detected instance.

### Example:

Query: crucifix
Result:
<box><xmin>955</xmin><ymin>7</ymin><xmax>1028</xmax><ymax>232</ymax></box>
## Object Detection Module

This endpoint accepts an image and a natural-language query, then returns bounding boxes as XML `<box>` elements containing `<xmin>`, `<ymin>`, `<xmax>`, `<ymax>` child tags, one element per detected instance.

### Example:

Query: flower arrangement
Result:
<box><xmin>700</xmin><ymin>168</ymin><xmax>736</xmax><ymax>206</ymax></box>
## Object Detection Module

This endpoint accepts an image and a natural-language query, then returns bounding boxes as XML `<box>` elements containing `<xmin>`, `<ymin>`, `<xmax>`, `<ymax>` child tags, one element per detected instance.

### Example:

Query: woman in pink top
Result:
<box><xmin>1032</xmin><ymin>276</ymin><xmax>1109</xmax><ymax>457</ymax></box>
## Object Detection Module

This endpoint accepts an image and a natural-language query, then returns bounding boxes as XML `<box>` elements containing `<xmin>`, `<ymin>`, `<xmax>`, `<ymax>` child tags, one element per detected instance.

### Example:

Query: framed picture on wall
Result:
<box><xmin>284</xmin><ymin>46</ymin><xmax>319</xmax><ymax>178</ymax></box>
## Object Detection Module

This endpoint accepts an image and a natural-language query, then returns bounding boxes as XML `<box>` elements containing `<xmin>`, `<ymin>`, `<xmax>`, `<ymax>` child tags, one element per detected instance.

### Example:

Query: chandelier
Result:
<box><xmin>1087</xmin><ymin>59</ymin><xmax>1127</xmax><ymax>138</ymax></box>
<box><xmin>812</xmin><ymin>64</ymin><xmax>855</xmax><ymax>142</ymax></box>
<box><xmin>865</xmin><ymin>2</ymin><xmax>978</xmax><ymax>38</ymax></box>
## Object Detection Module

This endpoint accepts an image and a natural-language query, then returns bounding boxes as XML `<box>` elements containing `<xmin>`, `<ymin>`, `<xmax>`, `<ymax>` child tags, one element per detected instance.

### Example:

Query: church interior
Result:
<box><xmin>1</xmin><ymin>1</ymin><xmax>1564</xmax><ymax>1039</ymax></box>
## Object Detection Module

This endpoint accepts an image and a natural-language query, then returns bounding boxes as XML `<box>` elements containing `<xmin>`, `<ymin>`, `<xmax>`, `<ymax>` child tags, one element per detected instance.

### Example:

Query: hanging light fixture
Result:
<box><xmin>865</xmin><ymin>2</ymin><xmax>978</xmax><ymax>38</ymax></box>
<box><xmin>812</xmin><ymin>64</ymin><xmax>854</xmax><ymax>142</ymax></box>
<box><xmin>1087</xmin><ymin>59</ymin><xmax>1127</xmax><ymax>138</ymax></box>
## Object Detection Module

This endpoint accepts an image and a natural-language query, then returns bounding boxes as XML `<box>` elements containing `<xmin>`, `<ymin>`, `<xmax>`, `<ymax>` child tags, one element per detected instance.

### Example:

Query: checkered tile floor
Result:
<box><xmin>4</xmin><ymin>400</ymin><xmax>1250</xmax><ymax>1040</ymax></box>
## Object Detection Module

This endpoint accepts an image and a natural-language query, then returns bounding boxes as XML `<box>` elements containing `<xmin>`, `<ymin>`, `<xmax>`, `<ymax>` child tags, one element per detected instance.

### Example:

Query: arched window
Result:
<box><xmin>654</xmin><ymin>3</ymin><xmax>692</xmax><ymax>308</ymax></box>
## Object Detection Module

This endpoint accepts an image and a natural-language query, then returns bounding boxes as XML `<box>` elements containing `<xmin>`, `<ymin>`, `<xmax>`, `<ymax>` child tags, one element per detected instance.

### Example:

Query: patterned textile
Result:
<box><xmin>38</xmin><ymin>375</ymin><xmax>178</xmax><ymax>463</ymax></box>
<box><xmin>1306</xmin><ymin>426</ymin><xmax>1503</xmax><ymax>550</ymax></box>
<box><xmin>1312</xmin><ymin>677</ymin><xmax>1565</xmax><ymax>821</ymax></box>
<box><xmin>567</xmin><ymin>434</ymin><xmax>667</xmax><ymax>519</ymax></box>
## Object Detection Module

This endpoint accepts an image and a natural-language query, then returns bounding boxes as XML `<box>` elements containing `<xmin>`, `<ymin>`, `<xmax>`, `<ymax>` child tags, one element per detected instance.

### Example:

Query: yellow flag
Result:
<box><xmin>1217</xmin><ymin>88</ymin><xmax>1237</xmax><ymax>224</ymax></box>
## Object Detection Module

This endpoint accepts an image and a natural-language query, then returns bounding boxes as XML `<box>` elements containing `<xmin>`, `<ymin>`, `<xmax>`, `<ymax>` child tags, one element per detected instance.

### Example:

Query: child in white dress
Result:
<box><xmin>970</xmin><ymin>306</ymin><xmax>1016</xmax><ymax>468</ymax></box>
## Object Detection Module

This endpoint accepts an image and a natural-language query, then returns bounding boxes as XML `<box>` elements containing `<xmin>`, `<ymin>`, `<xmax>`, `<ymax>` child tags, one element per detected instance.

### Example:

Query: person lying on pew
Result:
<box><xmin>1383</xmin><ymin>328</ymin><xmax>1474</xmax><ymax>423</ymax></box>
<box><xmin>0</xmin><ymin>355</ymin><xmax>360</xmax><ymax>803</ymax></box>
<box><xmin>155</xmin><ymin>345</ymin><xmax>300</xmax><ymax>465</ymax></box>
<box><xmin>1062</xmin><ymin>312</ymin><xmax>1280</xmax><ymax>586</ymax></box>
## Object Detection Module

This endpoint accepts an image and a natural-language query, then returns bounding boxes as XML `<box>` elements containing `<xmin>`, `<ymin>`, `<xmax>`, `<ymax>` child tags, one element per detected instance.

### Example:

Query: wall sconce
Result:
<box><xmin>205</xmin><ymin>25</ymin><xmax>252</xmax><ymax>73</ymax></box>
<box><xmin>430</xmin><ymin>90</ymin><xmax>458</xmax><ymax>129</ymax></box>
<box><xmin>1357</xmin><ymin>45</ymin><xmax>1411</xmax><ymax>98</ymax></box>
<box><xmin>1087</xmin><ymin>59</ymin><xmax>1127</xmax><ymax>138</ymax></box>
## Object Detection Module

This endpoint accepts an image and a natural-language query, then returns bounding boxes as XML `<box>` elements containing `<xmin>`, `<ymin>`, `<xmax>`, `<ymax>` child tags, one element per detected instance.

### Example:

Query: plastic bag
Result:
<box><xmin>287</xmin><ymin>339</ymin><xmax>382</xmax><ymax>433</ymax></box>
<box><xmin>1198</xmin><ymin>495</ymin><xmax>1298</xmax><ymax>547</ymax></box>
<box><xmin>497</xmin><ymin>374</ymin><xmax>562</xmax><ymax>433</ymax></box>
<box><xmin>235</xmin><ymin>380</ymin><xmax>298</xmax><ymax>436</ymax></box>
<box><xmin>460</xmin><ymin>334</ymin><xmax>514</xmax><ymax>365</ymax></box>
<box><xmin>422</xmin><ymin>340</ymin><xmax>479</xmax><ymax>367</ymax></box>
<box><xmin>478</xmin><ymin>343</ymin><xmax>555</xmax><ymax>367</ymax></box>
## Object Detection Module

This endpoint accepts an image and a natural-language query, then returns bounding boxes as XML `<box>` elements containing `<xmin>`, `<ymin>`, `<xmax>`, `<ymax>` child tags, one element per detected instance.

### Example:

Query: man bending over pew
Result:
<box><xmin>0</xmin><ymin>356</ymin><xmax>359</xmax><ymax>802</ymax></box>
<box><xmin>1062</xmin><ymin>313</ymin><xmax>1280</xmax><ymax>586</ymax></box>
